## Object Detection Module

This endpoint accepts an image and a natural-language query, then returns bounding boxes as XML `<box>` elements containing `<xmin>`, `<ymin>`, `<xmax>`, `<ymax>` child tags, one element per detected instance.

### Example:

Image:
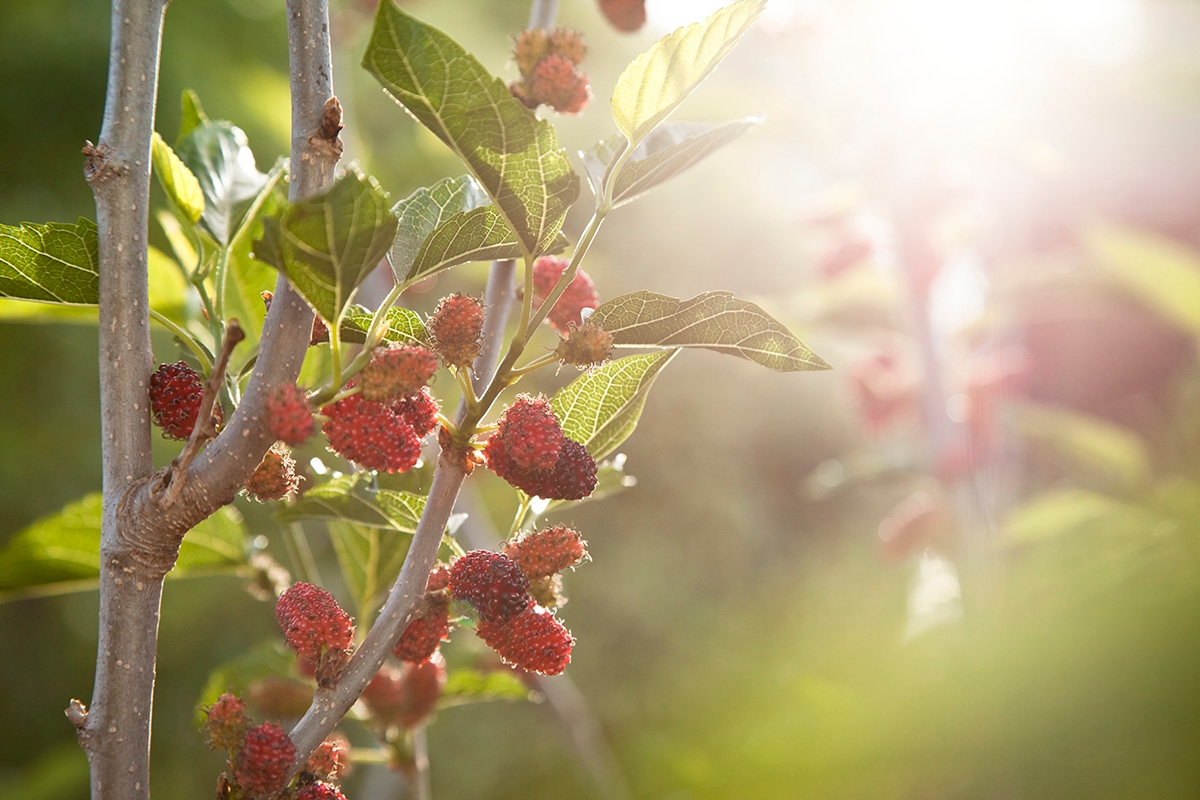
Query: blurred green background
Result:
<box><xmin>5</xmin><ymin>0</ymin><xmax>1200</xmax><ymax>798</ymax></box>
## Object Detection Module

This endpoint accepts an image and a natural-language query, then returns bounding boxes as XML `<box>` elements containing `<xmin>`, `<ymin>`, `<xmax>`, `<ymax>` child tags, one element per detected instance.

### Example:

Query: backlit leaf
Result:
<box><xmin>327</xmin><ymin>521</ymin><xmax>412</xmax><ymax>617</ymax></box>
<box><xmin>441</xmin><ymin>668</ymin><xmax>531</xmax><ymax>705</ymax></box>
<box><xmin>0</xmin><ymin>218</ymin><xmax>98</xmax><ymax>306</ymax></box>
<box><xmin>340</xmin><ymin>305</ymin><xmax>429</xmax><ymax>346</ymax></box>
<box><xmin>274</xmin><ymin>474</ymin><xmax>425</xmax><ymax>532</ymax></box>
<box><xmin>1086</xmin><ymin>223</ymin><xmax>1200</xmax><ymax>336</ymax></box>
<box><xmin>0</xmin><ymin>495</ymin><xmax>248</xmax><ymax>601</ymax></box>
<box><xmin>254</xmin><ymin>167</ymin><xmax>398</xmax><ymax>324</ymax></box>
<box><xmin>152</xmin><ymin>132</ymin><xmax>205</xmax><ymax>224</ymax></box>
<box><xmin>552</xmin><ymin>351</ymin><xmax>678</xmax><ymax>461</ymax></box>
<box><xmin>590</xmin><ymin>291</ymin><xmax>830</xmax><ymax>372</ymax></box>
<box><xmin>363</xmin><ymin>1</ymin><xmax>580</xmax><ymax>257</ymax></box>
<box><xmin>611</xmin><ymin>0</ymin><xmax>766</xmax><ymax>148</ymax></box>
<box><xmin>584</xmin><ymin>118</ymin><xmax>760</xmax><ymax>208</ymax></box>
<box><xmin>174</xmin><ymin>103</ymin><xmax>268</xmax><ymax>245</ymax></box>
<box><xmin>391</xmin><ymin>175</ymin><xmax>489</xmax><ymax>280</ymax></box>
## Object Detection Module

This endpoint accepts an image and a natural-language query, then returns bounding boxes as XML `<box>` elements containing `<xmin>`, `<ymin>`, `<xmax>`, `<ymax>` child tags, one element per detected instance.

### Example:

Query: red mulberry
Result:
<box><xmin>234</xmin><ymin>722</ymin><xmax>295</xmax><ymax>797</ymax></box>
<box><xmin>203</xmin><ymin>693</ymin><xmax>248</xmax><ymax>753</ymax></box>
<box><xmin>275</xmin><ymin>582</ymin><xmax>354</xmax><ymax>662</ymax></box>
<box><xmin>598</xmin><ymin>0</ymin><xmax>646</xmax><ymax>32</ymax></box>
<box><xmin>485</xmin><ymin>395</ymin><xmax>564</xmax><ymax>471</ymax></box>
<box><xmin>393</xmin><ymin>598</ymin><xmax>451</xmax><ymax>663</ymax></box>
<box><xmin>503</xmin><ymin>525</ymin><xmax>587</xmax><ymax>580</ymax></box>
<box><xmin>245</xmin><ymin>446</ymin><xmax>299</xmax><ymax>502</ymax></box>
<box><xmin>266</xmin><ymin>384</ymin><xmax>315</xmax><ymax>445</ymax></box>
<box><xmin>429</xmin><ymin>294</ymin><xmax>485</xmax><ymax>369</ymax></box>
<box><xmin>525</xmin><ymin>54</ymin><xmax>590</xmax><ymax>115</ymax></box>
<box><xmin>486</xmin><ymin>606</ymin><xmax>574</xmax><ymax>675</ymax></box>
<box><xmin>359</xmin><ymin>345</ymin><xmax>438</xmax><ymax>401</ymax></box>
<box><xmin>298</xmin><ymin>783</ymin><xmax>347</xmax><ymax>800</ymax></box>
<box><xmin>448</xmin><ymin>550</ymin><xmax>532</xmax><ymax>624</ymax></box>
<box><xmin>393</xmin><ymin>387</ymin><xmax>440</xmax><ymax>439</ymax></box>
<box><xmin>532</xmin><ymin>256</ymin><xmax>599</xmax><ymax>332</ymax></box>
<box><xmin>150</xmin><ymin>361</ymin><xmax>211</xmax><ymax>440</ymax></box>
<box><xmin>322</xmin><ymin>392</ymin><xmax>420</xmax><ymax>473</ymax></box>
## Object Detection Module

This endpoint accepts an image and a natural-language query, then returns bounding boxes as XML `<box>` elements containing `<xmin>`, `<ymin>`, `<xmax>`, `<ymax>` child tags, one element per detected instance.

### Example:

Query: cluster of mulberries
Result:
<box><xmin>150</xmin><ymin>361</ymin><xmax>220</xmax><ymax>440</ymax></box>
<box><xmin>275</xmin><ymin>582</ymin><xmax>355</xmax><ymax>687</ymax></box>
<box><xmin>477</xmin><ymin>605</ymin><xmax>574</xmax><ymax>676</ymax></box>
<box><xmin>204</xmin><ymin>690</ymin><xmax>350</xmax><ymax>799</ymax></box>
<box><xmin>598</xmin><ymin>0</ymin><xmax>647</xmax><ymax>32</ymax></box>
<box><xmin>321</xmin><ymin>390</ymin><xmax>422</xmax><ymax>474</ymax></box>
<box><xmin>531</xmin><ymin>256</ymin><xmax>600</xmax><ymax>332</ymax></box>
<box><xmin>510</xmin><ymin>27</ymin><xmax>590</xmax><ymax>114</ymax></box>
<box><xmin>392</xmin><ymin>567</ymin><xmax>455</xmax><ymax>663</ymax></box>
<box><xmin>483</xmin><ymin>396</ymin><xmax>598</xmax><ymax>501</ymax></box>
<box><xmin>362</xmin><ymin>656</ymin><xmax>447</xmax><ymax>730</ymax></box>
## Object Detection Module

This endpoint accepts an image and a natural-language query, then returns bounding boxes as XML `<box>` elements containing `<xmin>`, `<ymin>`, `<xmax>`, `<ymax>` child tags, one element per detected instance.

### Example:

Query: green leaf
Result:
<box><xmin>178</xmin><ymin>89</ymin><xmax>208</xmax><ymax>140</ymax></box>
<box><xmin>0</xmin><ymin>218</ymin><xmax>98</xmax><ymax>305</ymax></box>
<box><xmin>552</xmin><ymin>351</ymin><xmax>678</xmax><ymax>461</ymax></box>
<box><xmin>0</xmin><ymin>495</ymin><xmax>248</xmax><ymax>601</ymax></box>
<box><xmin>148</xmin><ymin>245</ymin><xmax>191</xmax><ymax>324</ymax></box>
<box><xmin>584</xmin><ymin>118</ymin><xmax>760</xmax><ymax>208</ymax></box>
<box><xmin>327</xmin><ymin>521</ymin><xmax>411</xmax><ymax>616</ymax></box>
<box><xmin>174</xmin><ymin>107</ymin><xmax>268</xmax><ymax>246</ymax></box>
<box><xmin>611</xmin><ymin>0</ymin><xmax>766</xmax><ymax>148</ymax></box>
<box><xmin>340</xmin><ymin>304</ymin><xmax>429</xmax><ymax>346</ymax></box>
<box><xmin>590</xmin><ymin>291</ymin><xmax>831</xmax><ymax>372</ymax></box>
<box><xmin>274</xmin><ymin>475</ymin><xmax>426</xmax><ymax>532</ymax></box>
<box><xmin>391</xmin><ymin>175</ymin><xmax>489</xmax><ymax>280</ymax></box>
<box><xmin>151</xmin><ymin>132</ymin><xmax>205</xmax><ymax>224</ymax></box>
<box><xmin>1012</xmin><ymin>402</ymin><xmax>1152</xmax><ymax>489</ymax></box>
<box><xmin>221</xmin><ymin>169</ymin><xmax>288</xmax><ymax>365</ymax></box>
<box><xmin>1004</xmin><ymin>489</ymin><xmax>1153</xmax><ymax>545</ymax></box>
<box><xmin>362</xmin><ymin>0</ymin><xmax>580</xmax><ymax>257</ymax></box>
<box><xmin>441</xmin><ymin>668</ymin><xmax>531</xmax><ymax>705</ymax></box>
<box><xmin>409</xmin><ymin>206</ymin><xmax>526</xmax><ymax>282</ymax></box>
<box><xmin>1086</xmin><ymin>223</ymin><xmax>1200</xmax><ymax>336</ymax></box>
<box><xmin>254</xmin><ymin>166</ymin><xmax>398</xmax><ymax>324</ymax></box>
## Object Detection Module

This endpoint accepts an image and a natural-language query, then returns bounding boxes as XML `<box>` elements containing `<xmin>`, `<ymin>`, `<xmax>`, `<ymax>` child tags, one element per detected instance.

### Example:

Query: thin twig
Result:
<box><xmin>163</xmin><ymin>320</ymin><xmax>245</xmax><ymax>504</ymax></box>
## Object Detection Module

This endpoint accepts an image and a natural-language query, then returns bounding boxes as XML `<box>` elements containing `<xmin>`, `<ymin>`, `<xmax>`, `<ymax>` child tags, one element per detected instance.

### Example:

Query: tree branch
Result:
<box><xmin>81</xmin><ymin>0</ymin><xmax>170</xmax><ymax>796</ymax></box>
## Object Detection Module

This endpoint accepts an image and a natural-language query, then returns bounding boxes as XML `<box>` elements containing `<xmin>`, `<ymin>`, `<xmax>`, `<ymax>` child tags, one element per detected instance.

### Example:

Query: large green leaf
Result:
<box><xmin>0</xmin><ymin>219</ymin><xmax>98</xmax><ymax>305</ymax></box>
<box><xmin>1012</xmin><ymin>402</ymin><xmax>1151</xmax><ymax>489</ymax></box>
<box><xmin>1086</xmin><ymin>223</ymin><xmax>1200</xmax><ymax>336</ymax></box>
<box><xmin>151</xmin><ymin>132</ymin><xmax>205</xmax><ymax>224</ymax></box>
<box><xmin>610</xmin><ymin>0</ymin><xmax>766</xmax><ymax>148</ymax></box>
<box><xmin>362</xmin><ymin>0</ymin><xmax>580</xmax><ymax>257</ymax></box>
<box><xmin>0</xmin><ymin>495</ymin><xmax>248</xmax><ymax>600</ymax></box>
<box><xmin>552</xmin><ymin>350</ymin><xmax>678</xmax><ymax>461</ymax></box>
<box><xmin>1004</xmin><ymin>490</ymin><xmax>1153</xmax><ymax>545</ymax></box>
<box><xmin>409</xmin><ymin>206</ymin><xmax>525</xmax><ymax>281</ymax></box>
<box><xmin>584</xmin><ymin>118</ymin><xmax>760</xmax><ymax>208</ymax></box>
<box><xmin>274</xmin><ymin>475</ymin><xmax>425</xmax><ymax>532</ymax></box>
<box><xmin>340</xmin><ymin>304</ymin><xmax>429</xmax><ymax>346</ymax></box>
<box><xmin>254</xmin><ymin>167</ymin><xmax>398</xmax><ymax>324</ymax></box>
<box><xmin>327</xmin><ymin>521</ymin><xmax>412</xmax><ymax>618</ymax></box>
<box><xmin>174</xmin><ymin>103</ymin><xmax>268</xmax><ymax>245</ymax></box>
<box><xmin>391</xmin><ymin>175</ymin><xmax>489</xmax><ymax>280</ymax></box>
<box><xmin>440</xmin><ymin>668</ymin><xmax>531</xmax><ymax>706</ymax></box>
<box><xmin>590</xmin><ymin>291</ymin><xmax>830</xmax><ymax>372</ymax></box>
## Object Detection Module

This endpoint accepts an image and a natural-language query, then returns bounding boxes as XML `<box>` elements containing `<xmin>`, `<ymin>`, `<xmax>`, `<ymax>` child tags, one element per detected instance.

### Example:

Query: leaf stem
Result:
<box><xmin>150</xmin><ymin>309</ymin><xmax>213</xmax><ymax>371</ymax></box>
<box><xmin>510</xmin><ymin>352</ymin><xmax>558</xmax><ymax>378</ymax></box>
<box><xmin>521</xmin><ymin>211</ymin><xmax>606</xmax><ymax>343</ymax></box>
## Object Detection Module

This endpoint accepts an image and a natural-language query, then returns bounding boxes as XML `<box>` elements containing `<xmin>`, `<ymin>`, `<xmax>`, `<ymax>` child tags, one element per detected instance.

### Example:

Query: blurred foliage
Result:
<box><xmin>6</xmin><ymin>0</ymin><xmax>1200</xmax><ymax>799</ymax></box>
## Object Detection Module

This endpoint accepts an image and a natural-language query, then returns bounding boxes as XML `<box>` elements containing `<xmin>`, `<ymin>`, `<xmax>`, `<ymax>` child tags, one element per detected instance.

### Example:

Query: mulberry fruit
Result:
<box><xmin>234</xmin><ymin>722</ymin><xmax>295</xmax><ymax>797</ymax></box>
<box><xmin>546</xmin><ymin>439</ymin><xmax>598</xmax><ymax>501</ymax></box>
<box><xmin>266</xmin><ymin>384</ymin><xmax>315</xmax><ymax>445</ymax></box>
<box><xmin>426</xmin><ymin>565</ymin><xmax>451</xmax><ymax>592</ymax></box>
<box><xmin>429</xmin><ymin>294</ymin><xmax>485</xmax><ymax>369</ymax></box>
<box><xmin>363</xmin><ymin>658</ymin><xmax>446</xmax><ymax>729</ymax></box>
<box><xmin>598</xmin><ymin>0</ymin><xmax>646</xmax><ymax>32</ymax></box>
<box><xmin>359</xmin><ymin>345</ymin><xmax>438</xmax><ymax>401</ymax></box>
<box><xmin>275</xmin><ymin>582</ymin><xmax>354</xmax><ymax>662</ymax></box>
<box><xmin>525</xmin><ymin>54</ymin><xmax>590</xmax><ymax>114</ymax></box>
<box><xmin>393</xmin><ymin>387</ymin><xmax>440</xmax><ymax>439</ymax></box>
<box><xmin>245</xmin><ymin>446</ymin><xmax>299</xmax><ymax>502</ymax></box>
<box><xmin>487</xmin><ymin>606</ymin><xmax>574</xmax><ymax>675</ymax></box>
<box><xmin>150</xmin><ymin>361</ymin><xmax>210</xmax><ymax>440</ymax></box>
<box><xmin>448</xmin><ymin>550</ymin><xmax>531</xmax><ymax>624</ymax></box>
<box><xmin>503</xmin><ymin>525</ymin><xmax>587</xmax><ymax>580</ymax></box>
<box><xmin>555</xmin><ymin>321</ymin><xmax>613</xmax><ymax>367</ymax></box>
<box><xmin>486</xmin><ymin>395</ymin><xmax>564</xmax><ymax>471</ymax></box>
<box><xmin>532</xmin><ymin>257</ymin><xmax>599</xmax><ymax>332</ymax></box>
<box><xmin>322</xmin><ymin>392</ymin><xmax>421</xmax><ymax>473</ymax></box>
<box><xmin>204</xmin><ymin>693</ymin><xmax>248</xmax><ymax>753</ymax></box>
<box><xmin>514</xmin><ymin>27</ymin><xmax>587</xmax><ymax>78</ymax></box>
<box><xmin>392</xmin><ymin>598</ymin><xmax>451</xmax><ymax>663</ymax></box>
<box><xmin>305</xmin><ymin>733</ymin><xmax>350</xmax><ymax>782</ymax></box>
<box><xmin>298</xmin><ymin>783</ymin><xmax>347</xmax><ymax>800</ymax></box>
